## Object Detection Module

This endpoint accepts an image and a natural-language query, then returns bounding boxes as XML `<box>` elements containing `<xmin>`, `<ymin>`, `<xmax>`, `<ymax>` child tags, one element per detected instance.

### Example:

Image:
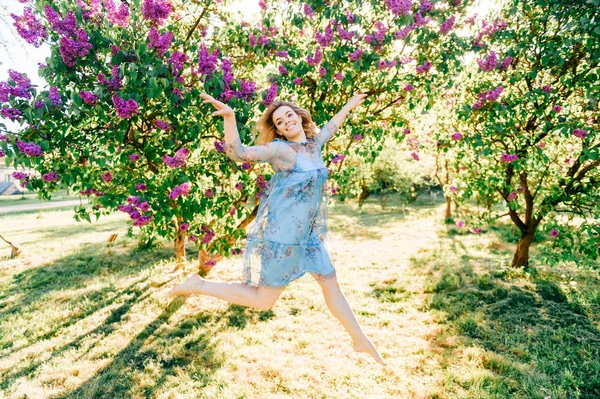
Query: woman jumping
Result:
<box><xmin>169</xmin><ymin>92</ymin><xmax>386</xmax><ymax>366</ymax></box>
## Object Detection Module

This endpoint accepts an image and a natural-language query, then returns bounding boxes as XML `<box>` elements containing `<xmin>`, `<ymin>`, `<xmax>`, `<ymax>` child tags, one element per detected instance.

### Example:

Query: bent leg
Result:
<box><xmin>169</xmin><ymin>274</ymin><xmax>285</xmax><ymax>310</ymax></box>
<box><xmin>312</xmin><ymin>273</ymin><xmax>387</xmax><ymax>366</ymax></box>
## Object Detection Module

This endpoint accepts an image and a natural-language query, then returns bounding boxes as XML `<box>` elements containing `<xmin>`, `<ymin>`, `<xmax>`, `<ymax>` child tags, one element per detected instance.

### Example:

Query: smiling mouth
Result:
<box><xmin>286</xmin><ymin>123</ymin><xmax>296</xmax><ymax>132</ymax></box>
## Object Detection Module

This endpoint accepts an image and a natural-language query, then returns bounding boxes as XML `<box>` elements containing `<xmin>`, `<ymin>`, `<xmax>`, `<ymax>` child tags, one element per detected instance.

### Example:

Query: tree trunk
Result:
<box><xmin>0</xmin><ymin>234</ymin><xmax>21</xmax><ymax>259</ymax></box>
<box><xmin>358</xmin><ymin>185</ymin><xmax>370</xmax><ymax>207</ymax></box>
<box><xmin>511</xmin><ymin>229</ymin><xmax>535</xmax><ymax>267</ymax></box>
<box><xmin>170</xmin><ymin>220</ymin><xmax>187</xmax><ymax>273</ymax></box>
<box><xmin>444</xmin><ymin>196</ymin><xmax>451</xmax><ymax>218</ymax></box>
<box><xmin>198</xmin><ymin>249</ymin><xmax>223</xmax><ymax>276</ymax></box>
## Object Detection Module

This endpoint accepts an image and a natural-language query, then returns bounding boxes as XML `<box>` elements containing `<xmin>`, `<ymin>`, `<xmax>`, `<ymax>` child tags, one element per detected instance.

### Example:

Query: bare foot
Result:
<box><xmin>168</xmin><ymin>274</ymin><xmax>205</xmax><ymax>297</ymax></box>
<box><xmin>353</xmin><ymin>338</ymin><xmax>387</xmax><ymax>366</ymax></box>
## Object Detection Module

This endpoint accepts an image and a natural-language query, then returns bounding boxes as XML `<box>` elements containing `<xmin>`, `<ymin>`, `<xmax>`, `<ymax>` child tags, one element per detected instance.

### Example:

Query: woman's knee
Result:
<box><xmin>313</xmin><ymin>274</ymin><xmax>340</xmax><ymax>292</ymax></box>
<box><xmin>255</xmin><ymin>286</ymin><xmax>285</xmax><ymax>310</ymax></box>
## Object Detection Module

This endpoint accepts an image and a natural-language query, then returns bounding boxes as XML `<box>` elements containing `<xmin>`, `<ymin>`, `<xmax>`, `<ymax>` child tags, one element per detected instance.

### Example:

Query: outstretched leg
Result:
<box><xmin>169</xmin><ymin>274</ymin><xmax>285</xmax><ymax>310</ymax></box>
<box><xmin>312</xmin><ymin>273</ymin><xmax>387</xmax><ymax>366</ymax></box>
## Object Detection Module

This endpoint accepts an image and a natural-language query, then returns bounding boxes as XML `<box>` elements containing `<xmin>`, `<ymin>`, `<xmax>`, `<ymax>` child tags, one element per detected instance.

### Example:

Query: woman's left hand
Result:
<box><xmin>344</xmin><ymin>92</ymin><xmax>368</xmax><ymax>112</ymax></box>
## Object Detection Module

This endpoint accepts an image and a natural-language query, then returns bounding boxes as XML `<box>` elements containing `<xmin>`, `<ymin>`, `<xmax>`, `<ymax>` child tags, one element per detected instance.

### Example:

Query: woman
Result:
<box><xmin>169</xmin><ymin>92</ymin><xmax>386</xmax><ymax>366</ymax></box>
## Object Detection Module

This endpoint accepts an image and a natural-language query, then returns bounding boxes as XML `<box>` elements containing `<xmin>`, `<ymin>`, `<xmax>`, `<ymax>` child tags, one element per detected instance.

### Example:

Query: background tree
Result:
<box><xmin>441</xmin><ymin>0</ymin><xmax>600</xmax><ymax>267</ymax></box>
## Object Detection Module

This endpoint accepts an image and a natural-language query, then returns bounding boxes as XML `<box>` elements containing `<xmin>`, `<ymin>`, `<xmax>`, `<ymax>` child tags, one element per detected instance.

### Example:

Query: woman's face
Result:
<box><xmin>272</xmin><ymin>106</ymin><xmax>303</xmax><ymax>138</ymax></box>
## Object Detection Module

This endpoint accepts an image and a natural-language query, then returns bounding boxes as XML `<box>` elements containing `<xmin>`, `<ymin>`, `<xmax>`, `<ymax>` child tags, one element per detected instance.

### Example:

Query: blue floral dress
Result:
<box><xmin>242</xmin><ymin>123</ymin><xmax>338</xmax><ymax>288</ymax></box>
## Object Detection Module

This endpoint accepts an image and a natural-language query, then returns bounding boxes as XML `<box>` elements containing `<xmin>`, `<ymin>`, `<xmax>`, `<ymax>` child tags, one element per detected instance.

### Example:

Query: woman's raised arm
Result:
<box><xmin>201</xmin><ymin>92</ymin><xmax>279</xmax><ymax>164</ymax></box>
<box><xmin>316</xmin><ymin>92</ymin><xmax>367</xmax><ymax>148</ymax></box>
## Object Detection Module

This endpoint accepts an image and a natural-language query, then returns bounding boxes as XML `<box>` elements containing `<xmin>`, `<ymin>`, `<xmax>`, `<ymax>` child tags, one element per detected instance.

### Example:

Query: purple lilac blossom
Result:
<box><xmin>262</xmin><ymin>81</ymin><xmax>278</xmax><ymax>106</ymax></box>
<box><xmin>112</xmin><ymin>95</ymin><xmax>139</xmax><ymax>118</ymax></box>
<box><xmin>198</xmin><ymin>44</ymin><xmax>219</xmax><ymax>76</ymax></box>
<box><xmin>104</xmin><ymin>0</ymin><xmax>130</xmax><ymax>28</ymax></box>
<box><xmin>142</xmin><ymin>0</ymin><xmax>172</xmax><ymax>25</ymax></box>
<box><xmin>169</xmin><ymin>182</ymin><xmax>192</xmax><ymax>200</ymax></box>
<box><xmin>500</xmin><ymin>153</ymin><xmax>518</xmax><ymax>162</ymax></box>
<box><xmin>385</xmin><ymin>0</ymin><xmax>412</xmax><ymax>16</ymax></box>
<box><xmin>11</xmin><ymin>7</ymin><xmax>47</xmax><ymax>47</ymax></box>
<box><xmin>148</xmin><ymin>26</ymin><xmax>173</xmax><ymax>57</ymax></box>
<box><xmin>79</xmin><ymin>90</ymin><xmax>98</xmax><ymax>105</ymax></box>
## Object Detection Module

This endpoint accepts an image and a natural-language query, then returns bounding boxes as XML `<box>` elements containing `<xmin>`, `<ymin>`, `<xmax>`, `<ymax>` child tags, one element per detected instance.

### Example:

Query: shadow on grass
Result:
<box><xmin>0</xmin><ymin>238</ymin><xmax>282</xmax><ymax>397</ymax></box>
<box><xmin>413</xmin><ymin>249</ymin><xmax>600</xmax><ymax>398</ymax></box>
<box><xmin>329</xmin><ymin>194</ymin><xmax>444</xmax><ymax>240</ymax></box>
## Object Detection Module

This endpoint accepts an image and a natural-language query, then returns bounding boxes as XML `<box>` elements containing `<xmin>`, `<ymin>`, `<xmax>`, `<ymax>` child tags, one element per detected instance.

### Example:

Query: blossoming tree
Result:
<box><xmin>2</xmin><ymin>0</ymin><xmax>472</xmax><ymax>272</ymax></box>
<box><xmin>439</xmin><ymin>0</ymin><xmax>600</xmax><ymax>268</ymax></box>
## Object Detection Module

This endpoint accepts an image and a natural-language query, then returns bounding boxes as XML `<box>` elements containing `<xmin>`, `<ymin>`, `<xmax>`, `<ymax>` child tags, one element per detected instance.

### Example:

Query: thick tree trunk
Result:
<box><xmin>444</xmin><ymin>196</ymin><xmax>451</xmax><ymax>219</ymax></box>
<box><xmin>511</xmin><ymin>229</ymin><xmax>535</xmax><ymax>267</ymax></box>
<box><xmin>174</xmin><ymin>227</ymin><xmax>187</xmax><ymax>266</ymax></box>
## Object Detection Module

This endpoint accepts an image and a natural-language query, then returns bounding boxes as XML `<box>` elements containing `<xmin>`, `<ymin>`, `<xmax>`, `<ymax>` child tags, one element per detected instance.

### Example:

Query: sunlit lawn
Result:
<box><xmin>0</xmin><ymin>193</ymin><xmax>599</xmax><ymax>398</ymax></box>
<box><xmin>0</xmin><ymin>189</ymin><xmax>79</xmax><ymax>208</ymax></box>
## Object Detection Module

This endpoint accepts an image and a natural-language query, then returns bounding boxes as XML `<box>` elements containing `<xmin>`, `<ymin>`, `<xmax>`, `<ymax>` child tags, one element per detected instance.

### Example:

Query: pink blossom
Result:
<box><xmin>471</xmin><ymin>227</ymin><xmax>482</xmax><ymax>234</ymax></box>
<box><xmin>550</xmin><ymin>228</ymin><xmax>559</xmax><ymax>237</ymax></box>
<box><xmin>101</xmin><ymin>171</ymin><xmax>113</xmax><ymax>182</ymax></box>
<box><xmin>411</xmin><ymin>152</ymin><xmax>420</xmax><ymax>161</ymax></box>
<box><xmin>552</xmin><ymin>105</ymin><xmax>562</xmax><ymax>113</ymax></box>
<box><xmin>129</xmin><ymin>153</ymin><xmax>141</xmax><ymax>162</ymax></box>
<box><xmin>180</xmin><ymin>223</ymin><xmax>189</xmax><ymax>231</ymax></box>
<box><xmin>500</xmin><ymin>153</ymin><xmax>518</xmax><ymax>162</ymax></box>
<box><xmin>204</xmin><ymin>188</ymin><xmax>214</xmax><ymax>197</ymax></box>
<box><xmin>507</xmin><ymin>191</ymin><xmax>517</xmax><ymax>201</ymax></box>
<box><xmin>456</xmin><ymin>220</ymin><xmax>465</xmax><ymax>228</ymax></box>
<box><xmin>451</xmin><ymin>132</ymin><xmax>463</xmax><ymax>140</ymax></box>
<box><xmin>572</xmin><ymin>129</ymin><xmax>588</xmax><ymax>139</ymax></box>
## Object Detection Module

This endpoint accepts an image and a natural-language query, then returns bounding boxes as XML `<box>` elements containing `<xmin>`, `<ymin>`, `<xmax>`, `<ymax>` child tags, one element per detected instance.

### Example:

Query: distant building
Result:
<box><xmin>0</xmin><ymin>166</ymin><xmax>29</xmax><ymax>195</ymax></box>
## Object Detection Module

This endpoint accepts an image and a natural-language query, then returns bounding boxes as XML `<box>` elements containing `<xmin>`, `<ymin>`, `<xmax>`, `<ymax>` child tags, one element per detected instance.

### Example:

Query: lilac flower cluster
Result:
<box><xmin>500</xmin><ymin>153</ymin><xmax>518</xmax><ymax>162</ymax></box>
<box><xmin>214</xmin><ymin>140</ymin><xmax>226</xmax><ymax>153</ymax></box>
<box><xmin>236</xmin><ymin>79</ymin><xmax>256</xmax><ymax>102</ymax></box>
<box><xmin>104</xmin><ymin>0</ymin><xmax>130</xmax><ymax>28</ymax></box>
<box><xmin>219</xmin><ymin>58</ymin><xmax>235</xmax><ymax>100</ymax></box>
<box><xmin>334</xmin><ymin>73</ymin><xmax>344</xmax><ymax>81</ymax></box>
<box><xmin>572</xmin><ymin>129</ymin><xmax>588</xmax><ymax>139</ymax></box>
<box><xmin>378</xmin><ymin>59</ymin><xmax>398</xmax><ymax>70</ymax></box>
<box><xmin>472</xmin><ymin>86</ymin><xmax>504</xmax><ymax>110</ymax></box>
<box><xmin>259</xmin><ymin>0</ymin><xmax>267</xmax><ymax>11</ymax></box>
<box><xmin>101</xmin><ymin>171</ymin><xmax>113</xmax><ymax>182</ymax></box>
<box><xmin>303</xmin><ymin>4</ymin><xmax>315</xmax><ymax>19</ymax></box>
<box><xmin>2</xmin><ymin>108</ymin><xmax>22</xmax><ymax>121</ymax></box>
<box><xmin>479</xmin><ymin>51</ymin><xmax>512</xmax><ymax>73</ymax></box>
<box><xmin>118</xmin><ymin>197</ymin><xmax>153</xmax><ymax>226</ymax></box>
<box><xmin>499</xmin><ymin>56</ymin><xmax>512</xmax><ymax>71</ymax></box>
<box><xmin>541</xmin><ymin>85</ymin><xmax>553</xmax><ymax>93</ymax></box>
<box><xmin>136</xmin><ymin>183</ymin><xmax>147</xmax><ymax>191</ymax></box>
<box><xmin>204</xmin><ymin>188</ymin><xmax>214</xmax><ymax>197</ymax></box>
<box><xmin>262</xmin><ymin>81</ymin><xmax>278</xmax><ymax>106</ymax></box>
<box><xmin>167</xmin><ymin>51</ymin><xmax>187</xmax><ymax>76</ymax></box>
<box><xmin>440</xmin><ymin>15</ymin><xmax>456</xmax><ymax>34</ymax></box>
<box><xmin>385</xmin><ymin>0</ymin><xmax>412</xmax><ymax>16</ymax></box>
<box><xmin>50</xmin><ymin>168</ymin><xmax>71</xmax><ymax>183</ymax></box>
<box><xmin>80</xmin><ymin>187</ymin><xmax>103</xmax><ymax>196</ymax></box>
<box><xmin>316</xmin><ymin>25</ymin><xmax>335</xmax><ymax>47</ymax></box>
<box><xmin>15</xmin><ymin>139</ymin><xmax>42</xmax><ymax>156</ymax></box>
<box><xmin>348</xmin><ymin>47</ymin><xmax>363</xmax><ymax>61</ymax></box>
<box><xmin>306</xmin><ymin>47</ymin><xmax>323</xmax><ymax>66</ymax></box>
<box><xmin>275</xmin><ymin>50</ymin><xmax>289</xmax><ymax>58</ymax></box>
<box><xmin>420</xmin><ymin>0</ymin><xmax>433</xmax><ymax>12</ymax></box>
<box><xmin>44</xmin><ymin>6</ymin><xmax>76</xmax><ymax>36</ymax></box>
<box><xmin>180</xmin><ymin>222</ymin><xmax>189</xmax><ymax>231</ymax></box>
<box><xmin>404</xmin><ymin>84</ymin><xmax>414</xmax><ymax>91</ymax></box>
<box><xmin>346</xmin><ymin>11</ymin><xmax>355</xmax><ymax>23</ymax></box>
<box><xmin>198</xmin><ymin>44</ymin><xmax>219</xmax><ymax>76</ymax></box>
<box><xmin>336</xmin><ymin>25</ymin><xmax>355</xmax><ymax>41</ymax></box>
<box><xmin>148</xmin><ymin>26</ymin><xmax>173</xmax><ymax>57</ymax></box>
<box><xmin>319</xmin><ymin>66</ymin><xmax>327</xmax><ymax>77</ymax></box>
<box><xmin>11</xmin><ymin>7</ymin><xmax>47</xmax><ymax>48</ymax></box>
<box><xmin>473</xmin><ymin>18</ymin><xmax>507</xmax><ymax>47</ymax></box>
<box><xmin>416</xmin><ymin>61</ymin><xmax>431</xmax><ymax>74</ymax></box>
<box><xmin>169</xmin><ymin>182</ymin><xmax>192</xmax><ymax>200</ymax></box>
<box><xmin>163</xmin><ymin>147</ymin><xmax>189</xmax><ymax>168</ymax></box>
<box><xmin>331</xmin><ymin>154</ymin><xmax>346</xmax><ymax>164</ymax></box>
<box><xmin>242</xmin><ymin>162</ymin><xmax>251</xmax><ymax>170</ymax></box>
<box><xmin>552</xmin><ymin>105</ymin><xmax>562</xmax><ymax>113</ymax></box>
<box><xmin>142</xmin><ymin>0</ymin><xmax>172</xmax><ymax>25</ymax></box>
<box><xmin>353</xmin><ymin>134</ymin><xmax>363</xmax><ymax>140</ymax></box>
<box><xmin>79</xmin><ymin>90</ymin><xmax>98</xmax><ymax>105</ymax></box>
<box><xmin>229</xmin><ymin>206</ymin><xmax>236</xmax><ymax>216</ymax></box>
<box><xmin>201</xmin><ymin>224</ymin><xmax>215</xmax><ymax>244</ymax></box>
<box><xmin>129</xmin><ymin>153</ymin><xmax>141</xmax><ymax>161</ymax></box>
<box><xmin>235</xmin><ymin>182</ymin><xmax>243</xmax><ymax>191</ymax></box>
<box><xmin>154</xmin><ymin>119</ymin><xmax>171</xmax><ymax>131</ymax></box>
<box><xmin>59</xmin><ymin>28</ymin><xmax>93</xmax><ymax>67</ymax></box>
<box><xmin>12</xmin><ymin>171</ymin><xmax>29</xmax><ymax>180</ymax></box>
<box><xmin>112</xmin><ymin>94</ymin><xmax>139</xmax><ymax>119</ymax></box>
<box><xmin>293</xmin><ymin>77</ymin><xmax>303</xmax><ymax>85</ymax></box>
<box><xmin>451</xmin><ymin>132</ymin><xmax>463</xmax><ymax>140</ymax></box>
<box><xmin>507</xmin><ymin>191</ymin><xmax>517</xmax><ymax>201</ymax></box>
<box><xmin>6</xmin><ymin>69</ymin><xmax>32</xmax><ymax>99</ymax></box>
<box><xmin>278</xmin><ymin>65</ymin><xmax>288</xmax><ymax>75</ymax></box>
<box><xmin>49</xmin><ymin>87</ymin><xmax>62</xmax><ymax>106</ymax></box>
<box><xmin>550</xmin><ymin>228</ymin><xmax>559</xmax><ymax>238</ymax></box>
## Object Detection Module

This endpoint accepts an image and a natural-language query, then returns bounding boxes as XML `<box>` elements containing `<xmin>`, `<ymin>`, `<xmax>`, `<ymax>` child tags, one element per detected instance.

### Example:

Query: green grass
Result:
<box><xmin>0</xmin><ymin>189</ymin><xmax>79</xmax><ymax>207</ymax></box>
<box><xmin>0</xmin><ymin>193</ymin><xmax>598</xmax><ymax>398</ymax></box>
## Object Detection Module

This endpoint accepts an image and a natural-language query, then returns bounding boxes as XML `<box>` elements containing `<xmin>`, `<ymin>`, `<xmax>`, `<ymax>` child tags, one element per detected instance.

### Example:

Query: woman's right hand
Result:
<box><xmin>200</xmin><ymin>92</ymin><xmax>235</xmax><ymax>119</ymax></box>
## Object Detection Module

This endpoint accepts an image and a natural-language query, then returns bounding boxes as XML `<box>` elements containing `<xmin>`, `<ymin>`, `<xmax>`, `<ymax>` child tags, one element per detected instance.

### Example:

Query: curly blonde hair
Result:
<box><xmin>254</xmin><ymin>101</ymin><xmax>318</xmax><ymax>145</ymax></box>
